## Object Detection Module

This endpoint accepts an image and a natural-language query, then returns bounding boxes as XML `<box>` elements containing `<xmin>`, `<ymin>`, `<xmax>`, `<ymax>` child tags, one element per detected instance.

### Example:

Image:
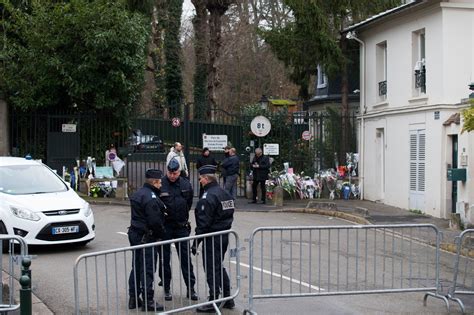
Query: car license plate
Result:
<box><xmin>52</xmin><ymin>226</ymin><xmax>79</xmax><ymax>235</ymax></box>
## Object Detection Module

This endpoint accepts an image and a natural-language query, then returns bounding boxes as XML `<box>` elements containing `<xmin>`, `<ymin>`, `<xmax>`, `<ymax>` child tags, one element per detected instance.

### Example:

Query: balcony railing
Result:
<box><xmin>415</xmin><ymin>66</ymin><xmax>426</xmax><ymax>93</ymax></box>
<box><xmin>378</xmin><ymin>80</ymin><xmax>387</xmax><ymax>96</ymax></box>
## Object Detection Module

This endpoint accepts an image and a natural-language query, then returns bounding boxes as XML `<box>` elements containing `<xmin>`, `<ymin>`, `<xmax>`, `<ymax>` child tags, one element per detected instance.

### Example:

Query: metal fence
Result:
<box><xmin>447</xmin><ymin>229</ymin><xmax>474</xmax><ymax>314</ymax></box>
<box><xmin>245</xmin><ymin>224</ymin><xmax>449</xmax><ymax>314</ymax></box>
<box><xmin>0</xmin><ymin>235</ymin><xmax>30</xmax><ymax>313</ymax></box>
<box><xmin>9</xmin><ymin>108</ymin><xmax>358</xmax><ymax>198</ymax></box>
<box><xmin>73</xmin><ymin>230</ymin><xmax>241</xmax><ymax>314</ymax></box>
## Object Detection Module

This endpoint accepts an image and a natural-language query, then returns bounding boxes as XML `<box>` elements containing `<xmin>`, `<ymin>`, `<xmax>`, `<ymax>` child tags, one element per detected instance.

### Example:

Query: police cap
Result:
<box><xmin>167</xmin><ymin>158</ymin><xmax>180</xmax><ymax>172</ymax></box>
<box><xmin>198</xmin><ymin>165</ymin><xmax>217</xmax><ymax>175</ymax></box>
<box><xmin>145</xmin><ymin>169</ymin><xmax>163</xmax><ymax>179</ymax></box>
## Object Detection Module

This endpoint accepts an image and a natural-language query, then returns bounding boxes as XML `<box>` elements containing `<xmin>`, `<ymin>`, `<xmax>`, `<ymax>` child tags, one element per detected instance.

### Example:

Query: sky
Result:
<box><xmin>182</xmin><ymin>0</ymin><xmax>195</xmax><ymax>19</ymax></box>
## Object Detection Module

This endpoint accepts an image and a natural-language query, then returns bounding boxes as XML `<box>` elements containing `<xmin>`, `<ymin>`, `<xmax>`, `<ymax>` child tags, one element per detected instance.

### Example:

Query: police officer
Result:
<box><xmin>128</xmin><ymin>169</ymin><xmax>165</xmax><ymax>312</ymax></box>
<box><xmin>192</xmin><ymin>165</ymin><xmax>235</xmax><ymax>312</ymax></box>
<box><xmin>158</xmin><ymin>158</ymin><xmax>198</xmax><ymax>301</ymax></box>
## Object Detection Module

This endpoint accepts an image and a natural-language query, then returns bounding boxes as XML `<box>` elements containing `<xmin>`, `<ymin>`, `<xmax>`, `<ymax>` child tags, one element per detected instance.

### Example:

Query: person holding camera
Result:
<box><xmin>127</xmin><ymin>169</ymin><xmax>166</xmax><ymax>312</ymax></box>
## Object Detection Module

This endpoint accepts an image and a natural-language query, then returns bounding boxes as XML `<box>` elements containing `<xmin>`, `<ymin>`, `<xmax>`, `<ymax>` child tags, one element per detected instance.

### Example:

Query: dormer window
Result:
<box><xmin>317</xmin><ymin>65</ymin><xmax>327</xmax><ymax>88</ymax></box>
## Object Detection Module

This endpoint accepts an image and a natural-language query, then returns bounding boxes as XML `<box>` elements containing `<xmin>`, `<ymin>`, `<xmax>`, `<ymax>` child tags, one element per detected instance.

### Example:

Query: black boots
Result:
<box><xmin>187</xmin><ymin>288</ymin><xmax>199</xmax><ymax>301</ymax></box>
<box><xmin>221</xmin><ymin>299</ymin><xmax>235</xmax><ymax>309</ymax></box>
<box><xmin>128</xmin><ymin>296</ymin><xmax>142</xmax><ymax>309</ymax></box>
<box><xmin>196</xmin><ymin>296</ymin><xmax>218</xmax><ymax>313</ymax></box>
<box><xmin>164</xmin><ymin>290</ymin><xmax>172</xmax><ymax>301</ymax></box>
<box><xmin>141</xmin><ymin>300</ymin><xmax>164</xmax><ymax>312</ymax></box>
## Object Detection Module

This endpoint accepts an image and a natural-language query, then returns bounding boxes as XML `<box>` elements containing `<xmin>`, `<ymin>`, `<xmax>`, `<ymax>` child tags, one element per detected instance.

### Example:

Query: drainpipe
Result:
<box><xmin>346</xmin><ymin>31</ymin><xmax>366</xmax><ymax>200</ymax></box>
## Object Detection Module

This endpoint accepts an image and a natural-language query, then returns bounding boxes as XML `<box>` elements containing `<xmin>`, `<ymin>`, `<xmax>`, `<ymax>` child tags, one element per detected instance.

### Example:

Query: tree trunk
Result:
<box><xmin>191</xmin><ymin>0</ymin><xmax>209</xmax><ymax>119</ymax></box>
<box><xmin>206</xmin><ymin>0</ymin><xmax>234</xmax><ymax>119</ymax></box>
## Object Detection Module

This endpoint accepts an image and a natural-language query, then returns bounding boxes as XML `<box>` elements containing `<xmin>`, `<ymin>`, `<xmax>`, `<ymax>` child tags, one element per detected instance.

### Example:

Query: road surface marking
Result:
<box><xmin>230</xmin><ymin>261</ymin><xmax>323</xmax><ymax>291</ymax></box>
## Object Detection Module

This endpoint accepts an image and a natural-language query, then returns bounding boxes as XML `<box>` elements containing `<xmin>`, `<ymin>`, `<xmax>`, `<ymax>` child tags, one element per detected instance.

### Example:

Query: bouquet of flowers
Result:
<box><xmin>265</xmin><ymin>179</ymin><xmax>277</xmax><ymax>200</ymax></box>
<box><xmin>321</xmin><ymin>169</ymin><xmax>337</xmax><ymax>200</ymax></box>
<box><xmin>90</xmin><ymin>185</ymin><xmax>101</xmax><ymax>198</ymax></box>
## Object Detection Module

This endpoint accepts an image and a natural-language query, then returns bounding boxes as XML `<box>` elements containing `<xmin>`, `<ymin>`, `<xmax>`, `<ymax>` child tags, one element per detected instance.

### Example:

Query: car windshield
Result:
<box><xmin>0</xmin><ymin>164</ymin><xmax>68</xmax><ymax>195</ymax></box>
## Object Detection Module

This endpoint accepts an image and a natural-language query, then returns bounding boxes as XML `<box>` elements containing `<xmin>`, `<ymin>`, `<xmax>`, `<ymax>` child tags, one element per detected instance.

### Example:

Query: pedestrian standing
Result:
<box><xmin>196</xmin><ymin>147</ymin><xmax>217</xmax><ymax>197</ymax></box>
<box><xmin>166</xmin><ymin>142</ymin><xmax>189</xmax><ymax>178</ymax></box>
<box><xmin>250</xmin><ymin>147</ymin><xmax>270</xmax><ymax>204</ymax></box>
<box><xmin>128</xmin><ymin>169</ymin><xmax>166</xmax><ymax>312</ymax></box>
<box><xmin>192</xmin><ymin>166</ymin><xmax>235</xmax><ymax>312</ymax></box>
<box><xmin>221</xmin><ymin>147</ymin><xmax>239</xmax><ymax>199</ymax></box>
<box><xmin>158</xmin><ymin>159</ymin><xmax>198</xmax><ymax>301</ymax></box>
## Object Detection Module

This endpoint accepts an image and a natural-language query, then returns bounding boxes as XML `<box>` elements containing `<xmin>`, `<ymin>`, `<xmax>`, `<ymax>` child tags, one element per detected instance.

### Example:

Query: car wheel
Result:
<box><xmin>0</xmin><ymin>222</ymin><xmax>11</xmax><ymax>254</ymax></box>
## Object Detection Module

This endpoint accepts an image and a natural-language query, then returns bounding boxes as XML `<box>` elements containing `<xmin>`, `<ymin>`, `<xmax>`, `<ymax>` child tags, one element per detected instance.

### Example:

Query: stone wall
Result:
<box><xmin>0</xmin><ymin>100</ymin><xmax>9</xmax><ymax>156</ymax></box>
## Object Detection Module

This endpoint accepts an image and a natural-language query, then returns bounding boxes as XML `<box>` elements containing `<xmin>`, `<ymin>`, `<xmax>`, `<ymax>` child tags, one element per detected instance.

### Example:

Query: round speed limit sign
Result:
<box><xmin>250</xmin><ymin>116</ymin><xmax>271</xmax><ymax>137</ymax></box>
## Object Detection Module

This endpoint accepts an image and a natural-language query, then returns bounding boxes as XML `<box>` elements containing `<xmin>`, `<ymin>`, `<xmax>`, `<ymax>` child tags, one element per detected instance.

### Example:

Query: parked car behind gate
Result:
<box><xmin>0</xmin><ymin>157</ymin><xmax>95</xmax><ymax>247</ymax></box>
<box><xmin>126</xmin><ymin>129</ymin><xmax>165</xmax><ymax>153</ymax></box>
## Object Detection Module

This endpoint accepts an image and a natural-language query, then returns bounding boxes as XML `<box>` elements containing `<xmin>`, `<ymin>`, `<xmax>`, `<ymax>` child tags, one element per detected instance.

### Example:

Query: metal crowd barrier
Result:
<box><xmin>0</xmin><ymin>235</ymin><xmax>30</xmax><ymax>313</ymax></box>
<box><xmin>73</xmin><ymin>230</ymin><xmax>241</xmax><ymax>314</ymax></box>
<box><xmin>447</xmin><ymin>229</ymin><xmax>474</xmax><ymax>314</ymax></box>
<box><xmin>245</xmin><ymin>224</ymin><xmax>449</xmax><ymax>314</ymax></box>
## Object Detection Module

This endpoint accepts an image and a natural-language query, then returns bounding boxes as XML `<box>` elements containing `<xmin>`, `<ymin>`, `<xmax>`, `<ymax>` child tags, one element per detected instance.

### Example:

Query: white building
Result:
<box><xmin>345</xmin><ymin>0</ymin><xmax>474</xmax><ymax>224</ymax></box>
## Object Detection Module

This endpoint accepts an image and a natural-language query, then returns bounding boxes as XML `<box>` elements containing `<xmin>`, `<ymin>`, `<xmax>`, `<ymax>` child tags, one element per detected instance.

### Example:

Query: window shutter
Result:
<box><xmin>418</xmin><ymin>132</ymin><xmax>426</xmax><ymax>191</ymax></box>
<box><xmin>409</xmin><ymin>130</ymin><xmax>425</xmax><ymax>192</ymax></box>
<box><xmin>409</xmin><ymin>133</ymin><xmax>417</xmax><ymax>191</ymax></box>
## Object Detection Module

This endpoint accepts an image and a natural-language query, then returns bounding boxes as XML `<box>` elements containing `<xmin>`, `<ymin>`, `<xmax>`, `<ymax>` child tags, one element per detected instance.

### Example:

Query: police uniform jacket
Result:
<box><xmin>160</xmin><ymin>176</ymin><xmax>193</xmax><ymax>226</ymax></box>
<box><xmin>129</xmin><ymin>183</ymin><xmax>166</xmax><ymax>238</ymax></box>
<box><xmin>195</xmin><ymin>181</ymin><xmax>234</xmax><ymax>234</ymax></box>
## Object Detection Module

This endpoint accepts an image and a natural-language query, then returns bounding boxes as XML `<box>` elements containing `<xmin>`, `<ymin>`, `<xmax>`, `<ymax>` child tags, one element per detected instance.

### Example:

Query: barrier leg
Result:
<box><xmin>423</xmin><ymin>292</ymin><xmax>449</xmax><ymax>312</ymax></box>
<box><xmin>20</xmin><ymin>257</ymin><xmax>32</xmax><ymax>315</ymax></box>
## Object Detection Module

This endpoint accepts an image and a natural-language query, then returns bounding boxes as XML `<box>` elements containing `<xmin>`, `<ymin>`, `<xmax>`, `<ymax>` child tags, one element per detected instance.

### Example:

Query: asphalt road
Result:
<box><xmin>23</xmin><ymin>204</ymin><xmax>471</xmax><ymax>314</ymax></box>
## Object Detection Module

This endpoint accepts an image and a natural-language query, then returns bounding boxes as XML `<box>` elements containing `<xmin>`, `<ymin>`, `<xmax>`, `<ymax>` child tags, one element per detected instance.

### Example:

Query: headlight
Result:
<box><xmin>83</xmin><ymin>204</ymin><xmax>93</xmax><ymax>217</ymax></box>
<box><xmin>10</xmin><ymin>206</ymin><xmax>41</xmax><ymax>221</ymax></box>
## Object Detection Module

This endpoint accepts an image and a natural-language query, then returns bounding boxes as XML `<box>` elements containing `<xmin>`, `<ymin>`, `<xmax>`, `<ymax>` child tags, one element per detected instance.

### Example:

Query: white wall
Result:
<box><xmin>357</xmin><ymin>1</ymin><xmax>474</xmax><ymax>221</ymax></box>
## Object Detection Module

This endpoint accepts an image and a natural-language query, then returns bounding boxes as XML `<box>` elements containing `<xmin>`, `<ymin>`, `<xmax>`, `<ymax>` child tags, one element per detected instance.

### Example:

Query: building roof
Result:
<box><xmin>269</xmin><ymin>99</ymin><xmax>297</xmax><ymax>106</ymax></box>
<box><xmin>443</xmin><ymin>113</ymin><xmax>461</xmax><ymax>126</ymax></box>
<box><xmin>343</xmin><ymin>0</ymin><xmax>427</xmax><ymax>33</ymax></box>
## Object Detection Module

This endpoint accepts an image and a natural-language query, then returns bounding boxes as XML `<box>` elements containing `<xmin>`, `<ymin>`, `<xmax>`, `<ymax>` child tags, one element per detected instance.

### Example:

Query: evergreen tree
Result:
<box><xmin>164</xmin><ymin>0</ymin><xmax>184</xmax><ymax>117</ymax></box>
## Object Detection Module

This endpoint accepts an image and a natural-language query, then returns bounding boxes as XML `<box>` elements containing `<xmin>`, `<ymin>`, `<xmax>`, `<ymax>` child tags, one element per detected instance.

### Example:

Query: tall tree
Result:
<box><xmin>2</xmin><ymin>0</ymin><xmax>149</xmax><ymax>117</ymax></box>
<box><xmin>205</xmin><ymin>0</ymin><xmax>235</xmax><ymax>114</ymax></box>
<box><xmin>191</xmin><ymin>0</ymin><xmax>209</xmax><ymax>119</ymax></box>
<box><xmin>164</xmin><ymin>0</ymin><xmax>184</xmax><ymax>117</ymax></box>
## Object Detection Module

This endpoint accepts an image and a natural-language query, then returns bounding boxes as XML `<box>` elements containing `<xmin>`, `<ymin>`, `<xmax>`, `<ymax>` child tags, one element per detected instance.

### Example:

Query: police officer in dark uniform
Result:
<box><xmin>158</xmin><ymin>159</ymin><xmax>198</xmax><ymax>301</ymax></box>
<box><xmin>192</xmin><ymin>165</ymin><xmax>235</xmax><ymax>312</ymax></box>
<box><xmin>128</xmin><ymin>169</ymin><xmax>165</xmax><ymax>312</ymax></box>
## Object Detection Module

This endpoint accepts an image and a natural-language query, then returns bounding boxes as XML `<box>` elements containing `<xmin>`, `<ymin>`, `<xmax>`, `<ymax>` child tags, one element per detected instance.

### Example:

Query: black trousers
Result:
<box><xmin>128</xmin><ymin>228</ymin><xmax>158</xmax><ymax>300</ymax></box>
<box><xmin>252</xmin><ymin>179</ymin><xmax>266</xmax><ymax>202</ymax></box>
<box><xmin>158</xmin><ymin>226</ymin><xmax>196</xmax><ymax>291</ymax></box>
<box><xmin>202</xmin><ymin>234</ymin><xmax>230</xmax><ymax>298</ymax></box>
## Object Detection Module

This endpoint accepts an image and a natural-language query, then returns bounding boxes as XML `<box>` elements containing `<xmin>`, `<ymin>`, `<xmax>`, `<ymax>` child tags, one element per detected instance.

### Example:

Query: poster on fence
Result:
<box><xmin>202</xmin><ymin>134</ymin><xmax>228</xmax><ymax>151</ymax></box>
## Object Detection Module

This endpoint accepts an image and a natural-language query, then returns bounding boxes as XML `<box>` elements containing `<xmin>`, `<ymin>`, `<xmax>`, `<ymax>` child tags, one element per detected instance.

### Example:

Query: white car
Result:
<box><xmin>0</xmin><ymin>157</ymin><xmax>95</xmax><ymax>247</ymax></box>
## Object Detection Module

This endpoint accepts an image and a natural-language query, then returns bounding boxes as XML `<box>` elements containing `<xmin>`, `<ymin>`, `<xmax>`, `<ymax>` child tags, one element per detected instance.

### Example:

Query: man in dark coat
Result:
<box><xmin>221</xmin><ymin>147</ymin><xmax>240</xmax><ymax>199</ymax></box>
<box><xmin>250</xmin><ymin>147</ymin><xmax>270</xmax><ymax>204</ymax></box>
<box><xmin>128</xmin><ymin>169</ymin><xmax>166</xmax><ymax>312</ymax></box>
<box><xmin>196</xmin><ymin>147</ymin><xmax>217</xmax><ymax>197</ymax></box>
<box><xmin>192</xmin><ymin>165</ymin><xmax>235</xmax><ymax>312</ymax></box>
<box><xmin>158</xmin><ymin>159</ymin><xmax>198</xmax><ymax>301</ymax></box>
